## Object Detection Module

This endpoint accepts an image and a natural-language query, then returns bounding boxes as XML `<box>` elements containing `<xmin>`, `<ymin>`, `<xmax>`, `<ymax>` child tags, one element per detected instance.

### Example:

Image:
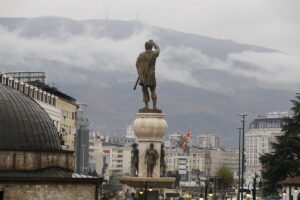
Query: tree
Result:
<box><xmin>260</xmin><ymin>94</ymin><xmax>300</xmax><ymax>196</ymax></box>
<box><xmin>216</xmin><ymin>167</ymin><xmax>234</xmax><ymax>190</ymax></box>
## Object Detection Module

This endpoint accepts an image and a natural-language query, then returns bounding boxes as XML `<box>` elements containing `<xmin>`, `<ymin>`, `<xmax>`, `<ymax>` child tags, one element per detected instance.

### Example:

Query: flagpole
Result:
<box><xmin>189</xmin><ymin>124</ymin><xmax>191</xmax><ymax>187</ymax></box>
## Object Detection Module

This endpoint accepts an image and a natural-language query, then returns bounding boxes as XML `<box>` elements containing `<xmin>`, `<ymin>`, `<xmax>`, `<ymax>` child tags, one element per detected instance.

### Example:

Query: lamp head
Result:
<box><xmin>294</xmin><ymin>186</ymin><xmax>298</xmax><ymax>193</ymax></box>
<box><xmin>283</xmin><ymin>189</ymin><xmax>287</xmax><ymax>196</ymax></box>
<box><xmin>199</xmin><ymin>193</ymin><xmax>204</xmax><ymax>200</ymax></box>
<box><xmin>208</xmin><ymin>189</ymin><xmax>213</xmax><ymax>197</ymax></box>
<box><xmin>246</xmin><ymin>190</ymin><xmax>251</xmax><ymax>198</ymax></box>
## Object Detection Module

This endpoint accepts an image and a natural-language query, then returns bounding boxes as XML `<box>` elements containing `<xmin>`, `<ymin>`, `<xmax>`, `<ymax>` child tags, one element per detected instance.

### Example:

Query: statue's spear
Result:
<box><xmin>133</xmin><ymin>77</ymin><xmax>140</xmax><ymax>90</ymax></box>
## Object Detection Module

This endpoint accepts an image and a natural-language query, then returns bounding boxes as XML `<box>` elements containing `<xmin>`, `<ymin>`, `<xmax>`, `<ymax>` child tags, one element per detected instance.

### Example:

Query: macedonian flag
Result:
<box><xmin>181</xmin><ymin>129</ymin><xmax>191</xmax><ymax>152</ymax></box>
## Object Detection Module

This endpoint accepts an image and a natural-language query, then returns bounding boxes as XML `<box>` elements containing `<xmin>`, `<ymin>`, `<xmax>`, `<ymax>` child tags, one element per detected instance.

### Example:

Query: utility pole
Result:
<box><xmin>237</xmin><ymin>128</ymin><xmax>242</xmax><ymax>200</ymax></box>
<box><xmin>253</xmin><ymin>173</ymin><xmax>257</xmax><ymax>200</ymax></box>
<box><xmin>238</xmin><ymin>114</ymin><xmax>247</xmax><ymax>200</ymax></box>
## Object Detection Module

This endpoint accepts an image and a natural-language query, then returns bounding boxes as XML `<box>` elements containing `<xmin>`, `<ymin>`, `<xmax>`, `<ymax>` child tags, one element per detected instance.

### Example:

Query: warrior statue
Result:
<box><xmin>145</xmin><ymin>143</ymin><xmax>159</xmax><ymax>177</ymax></box>
<box><xmin>135</xmin><ymin>40</ymin><xmax>160</xmax><ymax>111</ymax></box>
<box><xmin>131</xmin><ymin>143</ymin><xmax>139</xmax><ymax>176</ymax></box>
<box><xmin>160</xmin><ymin>144</ymin><xmax>167</xmax><ymax>177</ymax></box>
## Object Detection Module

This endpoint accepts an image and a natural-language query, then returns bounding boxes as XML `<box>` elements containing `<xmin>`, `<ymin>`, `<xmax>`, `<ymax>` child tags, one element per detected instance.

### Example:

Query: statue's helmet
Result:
<box><xmin>150</xmin><ymin>143</ymin><xmax>154</xmax><ymax>148</ymax></box>
<box><xmin>132</xmin><ymin>143</ymin><xmax>137</xmax><ymax>147</ymax></box>
<box><xmin>145</xmin><ymin>41</ymin><xmax>153</xmax><ymax>50</ymax></box>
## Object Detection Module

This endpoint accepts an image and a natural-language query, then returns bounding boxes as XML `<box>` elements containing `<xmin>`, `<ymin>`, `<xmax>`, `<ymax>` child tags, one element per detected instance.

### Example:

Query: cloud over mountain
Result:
<box><xmin>0</xmin><ymin>17</ymin><xmax>297</xmax><ymax>146</ymax></box>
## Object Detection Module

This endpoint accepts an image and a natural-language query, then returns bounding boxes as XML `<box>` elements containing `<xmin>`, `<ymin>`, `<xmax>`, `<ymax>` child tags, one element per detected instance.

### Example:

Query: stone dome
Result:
<box><xmin>0</xmin><ymin>84</ymin><xmax>62</xmax><ymax>151</ymax></box>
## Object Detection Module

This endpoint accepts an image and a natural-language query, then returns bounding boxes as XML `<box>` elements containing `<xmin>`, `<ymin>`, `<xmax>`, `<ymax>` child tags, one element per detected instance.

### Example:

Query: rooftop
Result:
<box><xmin>0</xmin><ymin>83</ymin><xmax>61</xmax><ymax>151</ymax></box>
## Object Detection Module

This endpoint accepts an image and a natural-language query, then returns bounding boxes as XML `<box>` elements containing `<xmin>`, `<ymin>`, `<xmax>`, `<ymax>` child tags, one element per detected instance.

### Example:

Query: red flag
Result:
<box><xmin>181</xmin><ymin>129</ymin><xmax>191</xmax><ymax>152</ymax></box>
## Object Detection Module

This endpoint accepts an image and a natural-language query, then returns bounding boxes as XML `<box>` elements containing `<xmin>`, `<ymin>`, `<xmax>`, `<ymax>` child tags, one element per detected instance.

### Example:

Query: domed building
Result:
<box><xmin>0</xmin><ymin>82</ymin><xmax>103</xmax><ymax>200</ymax></box>
<box><xmin>244</xmin><ymin>112</ymin><xmax>289</xmax><ymax>187</ymax></box>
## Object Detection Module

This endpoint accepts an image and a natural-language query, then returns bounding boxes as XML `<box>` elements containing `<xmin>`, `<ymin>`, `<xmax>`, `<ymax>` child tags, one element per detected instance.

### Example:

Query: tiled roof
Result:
<box><xmin>278</xmin><ymin>177</ymin><xmax>300</xmax><ymax>185</ymax></box>
<box><xmin>0</xmin><ymin>84</ymin><xmax>61</xmax><ymax>151</ymax></box>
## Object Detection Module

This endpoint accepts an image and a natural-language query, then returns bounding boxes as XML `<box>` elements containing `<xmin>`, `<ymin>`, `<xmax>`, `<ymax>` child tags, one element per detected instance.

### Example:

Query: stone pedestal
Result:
<box><xmin>118</xmin><ymin>112</ymin><xmax>174</xmax><ymax>200</ymax></box>
<box><xmin>132</xmin><ymin>112</ymin><xmax>168</xmax><ymax>178</ymax></box>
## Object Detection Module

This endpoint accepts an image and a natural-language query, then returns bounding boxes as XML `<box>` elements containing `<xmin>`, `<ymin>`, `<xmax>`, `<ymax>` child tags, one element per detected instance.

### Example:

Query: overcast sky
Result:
<box><xmin>0</xmin><ymin>0</ymin><xmax>299</xmax><ymax>54</ymax></box>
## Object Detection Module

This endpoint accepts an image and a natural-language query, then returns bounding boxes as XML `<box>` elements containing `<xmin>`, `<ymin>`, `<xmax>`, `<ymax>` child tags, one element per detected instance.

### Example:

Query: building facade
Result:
<box><xmin>162</xmin><ymin>131</ymin><xmax>239</xmax><ymax>187</ymax></box>
<box><xmin>165</xmin><ymin>147</ymin><xmax>234</xmax><ymax>185</ymax></box>
<box><xmin>4</xmin><ymin>71</ymin><xmax>46</xmax><ymax>83</ymax></box>
<box><xmin>245</xmin><ymin>112</ymin><xmax>289</xmax><ymax>185</ymax></box>
<box><xmin>0</xmin><ymin>82</ymin><xmax>103</xmax><ymax>200</ymax></box>
<box><xmin>76</xmin><ymin>103</ymin><xmax>90</xmax><ymax>174</ymax></box>
<box><xmin>101</xmin><ymin>143</ymin><xmax>131</xmax><ymax>180</ymax></box>
<box><xmin>57</xmin><ymin>97</ymin><xmax>77</xmax><ymax>151</ymax></box>
<box><xmin>0</xmin><ymin>73</ymin><xmax>61</xmax><ymax>131</ymax></box>
<box><xmin>126</xmin><ymin>124</ymin><xmax>136</xmax><ymax>139</ymax></box>
<box><xmin>196</xmin><ymin>134</ymin><xmax>220</xmax><ymax>148</ymax></box>
<box><xmin>89</xmin><ymin>132</ymin><xmax>103</xmax><ymax>176</ymax></box>
<box><xmin>26</xmin><ymin>80</ymin><xmax>78</xmax><ymax>151</ymax></box>
<box><xmin>221</xmin><ymin>149</ymin><xmax>239</xmax><ymax>178</ymax></box>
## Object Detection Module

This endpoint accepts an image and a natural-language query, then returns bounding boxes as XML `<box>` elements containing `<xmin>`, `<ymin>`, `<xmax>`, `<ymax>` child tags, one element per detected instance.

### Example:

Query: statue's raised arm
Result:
<box><xmin>149</xmin><ymin>40</ymin><xmax>160</xmax><ymax>56</ymax></box>
<box><xmin>135</xmin><ymin>40</ymin><xmax>161</xmax><ymax>113</ymax></box>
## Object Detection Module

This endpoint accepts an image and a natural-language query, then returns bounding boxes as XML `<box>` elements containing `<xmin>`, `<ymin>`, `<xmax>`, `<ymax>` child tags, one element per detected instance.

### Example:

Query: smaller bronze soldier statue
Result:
<box><xmin>131</xmin><ymin>143</ymin><xmax>139</xmax><ymax>176</ymax></box>
<box><xmin>145</xmin><ymin>143</ymin><xmax>159</xmax><ymax>177</ymax></box>
<box><xmin>160</xmin><ymin>144</ymin><xmax>167</xmax><ymax>177</ymax></box>
<box><xmin>175</xmin><ymin>171</ymin><xmax>181</xmax><ymax>188</ymax></box>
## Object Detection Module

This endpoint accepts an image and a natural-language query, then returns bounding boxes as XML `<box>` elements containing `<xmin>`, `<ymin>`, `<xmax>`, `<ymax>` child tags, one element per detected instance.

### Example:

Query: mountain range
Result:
<box><xmin>0</xmin><ymin>16</ymin><xmax>296</xmax><ymax>147</ymax></box>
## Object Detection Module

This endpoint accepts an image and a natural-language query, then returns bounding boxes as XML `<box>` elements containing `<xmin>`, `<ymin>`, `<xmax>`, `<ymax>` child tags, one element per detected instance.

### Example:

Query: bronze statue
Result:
<box><xmin>160</xmin><ymin>144</ymin><xmax>167</xmax><ymax>177</ymax></box>
<box><xmin>175</xmin><ymin>171</ymin><xmax>181</xmax><ymax>188</ymax></box>
<box><xmin>131</xmin><ymin>143</ymin><xmax>139</xmax><ymax>176</ymax></box>
<box><xmin>135</xmin><ymin>40</ymin><xmax>160</xmax><ymax>111</ymax></box>
<box><xmin>145</xmin><ymin>143</ymin><xmax>159</xmax><ymax>177</ymax></box>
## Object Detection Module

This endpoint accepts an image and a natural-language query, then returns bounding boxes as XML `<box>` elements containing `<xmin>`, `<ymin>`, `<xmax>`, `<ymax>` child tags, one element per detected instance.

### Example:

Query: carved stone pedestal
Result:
<box><xmin>133</xmin><ymin>112</ymin><xmax>168</xmax><ymax>178</ymax></box>
<box><xmin>119</xmin><ymin>112</ymin><xmax>175</xmax><ymax>200</ymax></box>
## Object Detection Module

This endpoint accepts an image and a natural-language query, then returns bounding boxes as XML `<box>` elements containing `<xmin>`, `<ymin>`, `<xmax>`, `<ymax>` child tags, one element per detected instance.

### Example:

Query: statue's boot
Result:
<box><xmin>153</xmin><ymin>97</ymin><xmax>158</xmax><ymax>110</ymax></box>
<box><xmin>142</xmin><ymin>102</ymin><xmax>149</xmax><ymax>110</ymax></box>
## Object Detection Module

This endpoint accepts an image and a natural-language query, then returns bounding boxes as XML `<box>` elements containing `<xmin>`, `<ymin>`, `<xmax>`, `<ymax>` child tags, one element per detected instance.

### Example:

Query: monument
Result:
<box><xmin>131</xmin><ymin>143</ymin><xmax>139</xmax><ymax>176</ymax></box>
<box><xmin>119</xmin><ymin>40</ymin><xmax>175</xmax><ymax>200</ymax></box>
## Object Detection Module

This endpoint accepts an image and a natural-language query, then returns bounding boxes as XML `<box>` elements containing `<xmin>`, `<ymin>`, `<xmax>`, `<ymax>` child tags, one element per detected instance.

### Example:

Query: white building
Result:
<box><xmin>0</xmin><ymin>73</ymin><xmax>60</xmax><ymax>131</ymax></box>
<box><xmin>221</xmin><ymin>149</ymin><xmax>239</xmax><ymax>178</ymax></box>
<box><xmin>88</xmin><ymin>132</ymin><xmax>103</xmax><ymax>176</ymax></box>
<box><xmin>196</xmin><ymin>134</ymin><xmax>220</xmax><ymax>148</ymax></box>
<box><xmin>126</xmin><ymin>124</ymin><xmax>136</xmax><ymax>138</ymax></box>
<box><xmin>101</xmin><ymin>143</ymin><xmax>131</xmax><ymax>180</ymax></box>
<box><xmin>169</xmin><ymin>133</ymin><xmax>183</xmax><ymax>148</ymax></box>
<box><xmin>165</xmin><ymin>147</ymin><xmax>231</xmax><ymax>185</ymax></box>
<box><xmin>4</xmin><ymin>71</ymin><xmax>46</xmax><ymax>83</ymax></box>
<box><xmin>245</xmin><ymin>112</ymin><xmax>289</xmax><ymax>185</ymax></box>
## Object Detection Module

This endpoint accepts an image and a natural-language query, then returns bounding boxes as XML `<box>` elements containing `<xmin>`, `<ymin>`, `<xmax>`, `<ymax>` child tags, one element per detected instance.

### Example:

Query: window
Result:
<box><xmin>117</xmin><ymin>155</ymin><xmax>123</xmax><ymax>158</ymax></box>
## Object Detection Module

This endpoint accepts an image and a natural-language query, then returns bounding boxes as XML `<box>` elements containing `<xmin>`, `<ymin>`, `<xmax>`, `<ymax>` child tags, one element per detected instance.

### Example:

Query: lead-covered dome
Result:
<box><xmin>0</xmin><ymin>84</ymin><xmax>62</xmax><ymax>151</ymax></box>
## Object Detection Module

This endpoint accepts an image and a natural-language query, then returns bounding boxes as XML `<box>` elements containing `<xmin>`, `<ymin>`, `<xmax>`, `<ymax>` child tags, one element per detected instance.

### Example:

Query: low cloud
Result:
<box><xmin>0</xmin><ymin>25</ymin><xmax>299</xmax><ymax>93</ymax></box>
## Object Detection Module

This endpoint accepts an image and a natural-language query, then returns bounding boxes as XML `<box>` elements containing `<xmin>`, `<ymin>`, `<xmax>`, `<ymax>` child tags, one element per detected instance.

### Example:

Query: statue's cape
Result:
<box><xmin>136</xmin><ymin>51</ymin><xmax>159</xmax><ymax>87</ymax></box>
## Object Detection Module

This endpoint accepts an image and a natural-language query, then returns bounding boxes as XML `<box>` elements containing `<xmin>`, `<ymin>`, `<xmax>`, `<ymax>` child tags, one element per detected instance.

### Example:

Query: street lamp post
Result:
<box><xmin>237</xmin><ymin>128</ymin><xmax>242</xmax><ymax>200</ymax></box>
<box><xmin>247</xmin><ymin>173</ymin><xmax>262</xmax><ymax>200</ymax></box>
<box><xmin>238</xmin><ymin>114</ymin><xmax>247</xmax><ymax>200</ymax></box>
<box><xmin>199</xmin><ymin>179</ymin><xmax>212</xmax><ymax>200</ymax></box>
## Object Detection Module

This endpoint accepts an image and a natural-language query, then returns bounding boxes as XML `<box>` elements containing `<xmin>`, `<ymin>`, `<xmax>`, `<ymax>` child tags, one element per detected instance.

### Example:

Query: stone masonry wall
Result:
<box><xmin>0</xmin><ymin>183</ymin><xmax>95</xmax><ymax>200</ymax></box>
<box><xmin>0</xmin><ymin>151</ymin><xmax>74</xmax><ymax>171</ymax></box>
